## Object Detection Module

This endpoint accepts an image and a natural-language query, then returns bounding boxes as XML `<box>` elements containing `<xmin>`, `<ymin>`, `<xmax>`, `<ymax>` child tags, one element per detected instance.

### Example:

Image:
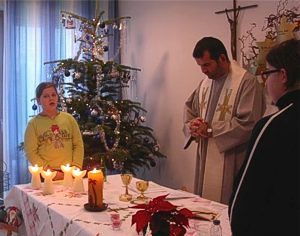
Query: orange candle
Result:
<box><xmin>88</xmin><ymin>168</ymin><xmax>104</xmax><ymax>208</ymax></box>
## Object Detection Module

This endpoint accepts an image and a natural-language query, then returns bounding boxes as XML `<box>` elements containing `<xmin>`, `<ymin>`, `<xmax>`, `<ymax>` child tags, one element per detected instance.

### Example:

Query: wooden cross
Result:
<box><xmin>215</xmin><ymin>0</ymin><xmax>258</xmax><ymax>60</ymax></box>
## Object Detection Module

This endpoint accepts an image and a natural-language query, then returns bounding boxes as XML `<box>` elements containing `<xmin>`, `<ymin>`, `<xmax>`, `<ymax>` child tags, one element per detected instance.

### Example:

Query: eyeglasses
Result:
<box><xmin>261</xmin><ymin>69</ymin><xmax>280</xmax><ymax>82</ymax></box>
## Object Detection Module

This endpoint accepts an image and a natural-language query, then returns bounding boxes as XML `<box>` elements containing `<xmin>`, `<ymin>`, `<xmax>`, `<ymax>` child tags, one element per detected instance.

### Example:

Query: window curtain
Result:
<box><xmin>2</xmin><ymin>0</ymin><xmax>112</xmax><ymax>187</ymax></box>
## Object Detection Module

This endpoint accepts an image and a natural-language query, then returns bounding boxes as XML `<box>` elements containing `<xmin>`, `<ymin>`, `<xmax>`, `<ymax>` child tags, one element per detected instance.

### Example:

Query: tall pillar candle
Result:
<box><xmin>28</xmin><ymin>164</ymin><xmax>42</xmax><ymax>189</ymax></box>
<box><xmin>88</xmin><ymin>168</ymin><xmax>104</xmax><ymax>208</ymax></box>
<box><xmin>61</xmin><ymin>164</ymin><xmax>75</xmax><ymax>188</ymax></box>
<box><xmin>41</xmin><ymin>169</ymin><xmax>57</xmax><ymax>195</ymax></box>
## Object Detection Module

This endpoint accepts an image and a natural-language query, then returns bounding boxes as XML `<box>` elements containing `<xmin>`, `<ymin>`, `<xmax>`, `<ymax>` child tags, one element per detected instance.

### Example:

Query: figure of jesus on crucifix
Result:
<box><xmin>215</xmin><ymin>0</ymin><xmax>257</xmax><ymax>60</ymax></box>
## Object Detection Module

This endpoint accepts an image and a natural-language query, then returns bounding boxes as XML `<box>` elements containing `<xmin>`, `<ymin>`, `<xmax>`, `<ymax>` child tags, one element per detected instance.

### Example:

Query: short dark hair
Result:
<box><xmin>193</xmin><ymin>37</ymin><xmax>229</xmax><ymax>61</ymax></box>
<box><xmin>35</xmin><ymin>82</ymin><xmax>58</xmax><ymax>98</ymax></box>
<box><xmin>266</xmin><ymin>39</ymin><xmax>300</xmax><ymax>88</ymax></box>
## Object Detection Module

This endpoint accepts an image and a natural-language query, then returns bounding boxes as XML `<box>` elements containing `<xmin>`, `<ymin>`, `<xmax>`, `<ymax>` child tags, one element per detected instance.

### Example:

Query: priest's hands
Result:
<box><xmin>189</xmin><ymin>118</ymin><xmax>212</xmax><ymax>138</ymax></box>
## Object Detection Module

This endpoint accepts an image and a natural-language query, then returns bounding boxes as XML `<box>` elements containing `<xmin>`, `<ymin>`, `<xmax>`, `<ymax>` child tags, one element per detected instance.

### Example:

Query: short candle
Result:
<box><xmin>41</xmin><ymin>169</ymin><xmax>57</xmax><ymax>195</ymax></box>
<box><xmin>61</xmin><ymin>163</ymin><xmax>75</xmax><ymax>188</ymax></box>
<box><xmin>28</xmin><ymin>164</ymin><xmax>42</xmax><ymax>189</ymax></box>
<box><xmin>72</xmin><ymin>168</ymin><xmax>86</xmax><ymax>192</ymax></box>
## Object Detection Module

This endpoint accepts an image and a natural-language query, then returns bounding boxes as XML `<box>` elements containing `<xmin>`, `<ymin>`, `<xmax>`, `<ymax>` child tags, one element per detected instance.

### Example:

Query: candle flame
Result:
<box><xmin>73</xmin><ymin>168</ymin><xmax>82</xmax><ymax>177</ymax></box>
<box><xmin>31</xmin><ymin>164</ymin><xmax>39</xmax><ymax>172</ymax></box>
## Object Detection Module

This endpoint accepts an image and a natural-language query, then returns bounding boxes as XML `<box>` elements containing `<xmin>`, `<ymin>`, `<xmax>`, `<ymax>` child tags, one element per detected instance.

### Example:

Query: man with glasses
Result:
<box><xmin>183</xmin><ymin>37</ymin><xmax>266</xmax><ymax>204</ymax></box>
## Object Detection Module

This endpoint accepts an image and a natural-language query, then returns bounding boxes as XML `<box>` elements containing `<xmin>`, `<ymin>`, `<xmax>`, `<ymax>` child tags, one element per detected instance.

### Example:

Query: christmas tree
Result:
<box><xmin>45</xmin><ymin>11</ymin><xmax>166</xmax><ymax>174</ymax></box>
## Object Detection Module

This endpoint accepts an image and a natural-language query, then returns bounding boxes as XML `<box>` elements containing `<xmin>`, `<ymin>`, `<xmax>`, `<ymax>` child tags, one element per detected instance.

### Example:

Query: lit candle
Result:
<box><xmin>88</xmin><ymin>168</ymin><xmax>104</xmax><ymax>208</ymax></box>
<box><xmin>72</xmin><ymin>168</ymin><xmax>86</xmax><ymax>192</ymax></box>
<box><xmin>28</xmin><ymin>164</ymin><xmax>42</xmax><ymax>189</ymax></box>
<box><xmin>61</xmin><ymin>164</ymin><xmax>75</xmax><ymax>188</ymax></box>
<box><xmin>41</xmin><ymin>169</ymin><xmax>57</xmax><ymax>195</ymax></box>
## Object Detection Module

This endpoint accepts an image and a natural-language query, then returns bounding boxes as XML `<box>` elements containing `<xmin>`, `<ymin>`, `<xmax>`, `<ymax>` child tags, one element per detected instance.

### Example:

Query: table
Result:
<box><xmin>4</xmin><ymin>175</ymin><xmax>232</xmax><ymax>236</ymax></box>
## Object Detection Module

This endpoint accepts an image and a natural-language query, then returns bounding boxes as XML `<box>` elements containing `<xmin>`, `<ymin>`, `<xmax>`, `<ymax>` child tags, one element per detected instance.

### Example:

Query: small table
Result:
<box><xmin>4</xmin><ymin>175</ymin><xmax>232</xmax><ymax>235</ymax></box>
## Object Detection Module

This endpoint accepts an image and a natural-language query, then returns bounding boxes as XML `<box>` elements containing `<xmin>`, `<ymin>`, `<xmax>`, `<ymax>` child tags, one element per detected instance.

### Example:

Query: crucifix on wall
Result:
<box><xmin>215</xmin><ymin>0</ymin><xmax>258</xmax><ymax>60</ymax></box>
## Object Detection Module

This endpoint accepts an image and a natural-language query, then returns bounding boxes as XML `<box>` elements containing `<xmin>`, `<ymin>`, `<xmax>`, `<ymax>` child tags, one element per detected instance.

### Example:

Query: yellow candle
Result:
<box><xmin>88</xmin><ymin>168</ymin><xmax>104</xmax><ymax>208</ymax></box>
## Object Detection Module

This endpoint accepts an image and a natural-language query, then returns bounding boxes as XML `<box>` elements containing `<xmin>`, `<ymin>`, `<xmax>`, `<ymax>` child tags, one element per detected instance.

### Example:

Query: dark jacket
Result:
<box><xmin>229</xmin><ymin>90</ymin><xmax>300</xmax><ymax>236</ymax></box>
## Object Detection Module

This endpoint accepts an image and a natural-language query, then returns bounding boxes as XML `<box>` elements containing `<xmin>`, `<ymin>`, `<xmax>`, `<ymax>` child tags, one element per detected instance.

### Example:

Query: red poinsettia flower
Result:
<box><xmin>131</xmin><ymin>194</ymin><xmax>194</xmax><ymax>236</ymax></box>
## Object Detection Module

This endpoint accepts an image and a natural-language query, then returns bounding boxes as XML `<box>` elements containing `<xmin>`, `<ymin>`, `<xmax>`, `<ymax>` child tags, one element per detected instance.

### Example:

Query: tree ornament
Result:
<box><xmin>144</xmin><ymin>137</ymin><xmax>149</xmax><ymax>143</ymax></box>
<box><xmin>64</xmin><ymin>69</ymin><xmax>71</xmax><ymax>77</ymax></box>
<box><xmin>113</xmin><ymin>23</ymin><xmax>118</xmax><ymax>29</ymax></box>
<box><xmin>66</xmin><ymin>98</ymin><xmax>72</xmax><ymax>104</ymax></box>
<box><xmin>61</xmin><ymin>14</ymin><xmax>66</xmax><ymax>27</ymax></box>
<box><xmin>52</xmin><ymin>75</ymin><xmax>60</xmax><ymax>84</ymax></box>
<box><xmin>96</xmin><ymin>116</ymin><xmax>104</xmax><ymax>124</ymax></box>
<box><xmin>74</xmin><ymin>72</ymin><xmax>82</xmax><ymax>80</ymax></box>
<box><xmin>99</xmin><ymin>22</ymin><xmax>106</xmax><ymax>29</ymax></box>
<box><xmin>103</xmin><ymin>45</ymin><xmax>109</xmax><ymax>52</ymax></box>
<box><xmin>150</xmin><ymin>160</ymin><xmax>156</xmax><ymax>167</ymax></box>
<box><xmin>154</xmin><ymin>144</ymin><xmax>160</xmax><ymax>152</ymax></box>
<box><xmin>91</xmin><ymin>109</ymin><xmax>99</xmax><ymax>117</ymax></box>
<box><xmin>139</xmin><ymin>116</ymin><xmax>146</xmax><ymax>122</ymax></box>
<box><xmin>32</xmin><ymin>104</ymin><xmax>38</xmax><ymax>111</ymax></box>
<box><xmin>72</xmin><ymin>111</ymin><xmax>80</xmax><ymax>120</ymax></box>
<box><xmin>66</xmin><ymin>15</ymin><xmax>76</xmax><ymax>29</ymax></box>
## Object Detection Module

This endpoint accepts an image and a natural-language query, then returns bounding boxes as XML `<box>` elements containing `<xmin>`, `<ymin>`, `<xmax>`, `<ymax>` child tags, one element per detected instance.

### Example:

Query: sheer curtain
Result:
<box><xmin>2</xmin><ymin>0</ymin><xmax>104</xmax><ymax>186</ymax></box>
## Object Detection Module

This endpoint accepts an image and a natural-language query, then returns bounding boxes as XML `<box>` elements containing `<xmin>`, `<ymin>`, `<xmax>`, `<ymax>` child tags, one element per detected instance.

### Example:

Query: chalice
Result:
<box><xmin>136</xmin><ymin>180</ymin><xmax>149</xmax><ymax>201</ymax></box>
<box><xmin>119</xmin><ymin>173</ymin><xmax>133</xmax><ymax>202</ymax></box>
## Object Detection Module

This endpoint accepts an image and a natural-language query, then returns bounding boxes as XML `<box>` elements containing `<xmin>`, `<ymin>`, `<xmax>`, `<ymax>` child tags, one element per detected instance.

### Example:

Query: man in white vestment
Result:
<box><xmin>183</xmin><ymin>37</ymin><xmax>266</xmax><ymax>204</ymax></box>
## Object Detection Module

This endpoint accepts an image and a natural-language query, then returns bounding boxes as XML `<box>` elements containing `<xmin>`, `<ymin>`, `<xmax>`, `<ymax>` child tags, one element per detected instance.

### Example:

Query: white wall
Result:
<box><xmin>119</xmin><ymin>0</ymin><xmax>299</xmax><ymax>192</ymax></box>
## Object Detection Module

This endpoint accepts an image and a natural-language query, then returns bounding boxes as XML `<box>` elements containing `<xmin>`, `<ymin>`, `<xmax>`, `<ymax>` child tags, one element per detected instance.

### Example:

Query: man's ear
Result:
<box><xmin>280</xmin><ymin>68</ymin><xmax>288</xmax><ymax>85</ymax></box>
<box><xmin>219</xmin><ymin>54</ymin><xmax>227</xmax><ymax>63</ymax></box>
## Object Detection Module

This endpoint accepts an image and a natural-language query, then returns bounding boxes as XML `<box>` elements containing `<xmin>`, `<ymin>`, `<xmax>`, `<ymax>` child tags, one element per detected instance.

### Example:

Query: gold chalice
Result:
<box><xmin>119</xmin><ymin>173</ymin><xmax>133</xmax><ymax>202</ymax></box>
<box><xmin>136</xmin><ymin>180</ymin><xmax>149</xmax><ymax>201</ymax></box>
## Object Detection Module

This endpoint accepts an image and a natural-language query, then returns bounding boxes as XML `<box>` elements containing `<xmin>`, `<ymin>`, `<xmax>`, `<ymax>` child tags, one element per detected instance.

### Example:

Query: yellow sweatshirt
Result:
<box><xmin>24</xmin><ymin>112</ymin><xmax>84</xmax><ymax>169</ymax></box>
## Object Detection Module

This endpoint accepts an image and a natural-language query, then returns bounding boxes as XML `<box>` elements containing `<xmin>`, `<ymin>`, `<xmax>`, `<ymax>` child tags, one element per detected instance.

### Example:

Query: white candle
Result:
<box><xmin>72</xmin><ymin>168</ymin><xmax>86</xmax><ymax>192</ymax></box>
<box><xmin>61</xmin><ymin>164</ymin><xmax>75</xmax><ymax>188</ymax></box>
<box><xmin>28</xmin><ymin>164</ymin><xmax>42</xmax><ymax>189</ymax></box>
<box><xmin>41</xmin><ymin>169</ymin><xmax>57</xmax><ymax>195</ymax></box>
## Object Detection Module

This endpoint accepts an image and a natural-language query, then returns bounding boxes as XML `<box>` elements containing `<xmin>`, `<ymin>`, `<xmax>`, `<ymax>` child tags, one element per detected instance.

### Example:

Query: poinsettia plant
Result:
<box><xmin>131</xmin><ymin>194</ymin><xmax>194</xmax><ymax>236</ymax></box>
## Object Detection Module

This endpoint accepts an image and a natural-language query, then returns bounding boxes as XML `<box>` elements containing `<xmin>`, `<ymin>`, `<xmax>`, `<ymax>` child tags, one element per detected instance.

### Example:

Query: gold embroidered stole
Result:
<box><xmin>198</xmin><ymin>61</ymin><xmax>245</xmax><ymax>202</ymax></box>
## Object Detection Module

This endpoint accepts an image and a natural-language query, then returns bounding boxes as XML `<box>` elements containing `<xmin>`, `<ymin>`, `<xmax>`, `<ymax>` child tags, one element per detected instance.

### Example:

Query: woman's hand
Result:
<box><xmin>53</xmin><ymin>171</ymin><xmax>64</xmax><ymax>181</ymax></box>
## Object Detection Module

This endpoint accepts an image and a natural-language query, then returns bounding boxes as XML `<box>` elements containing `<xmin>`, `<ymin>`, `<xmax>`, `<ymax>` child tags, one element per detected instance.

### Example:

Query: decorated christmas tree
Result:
<box><xmin>45</xmin><ymin>11</ymin><xmax>166</xmax><ymax>174</ymax></box>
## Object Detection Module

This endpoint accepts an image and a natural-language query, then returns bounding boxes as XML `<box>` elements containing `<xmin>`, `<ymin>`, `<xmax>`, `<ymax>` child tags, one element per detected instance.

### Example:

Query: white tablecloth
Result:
<box><xmin>4</xmin><ymin>175</ymin><xmax>232</xmax><ymax>236</ymax></box>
